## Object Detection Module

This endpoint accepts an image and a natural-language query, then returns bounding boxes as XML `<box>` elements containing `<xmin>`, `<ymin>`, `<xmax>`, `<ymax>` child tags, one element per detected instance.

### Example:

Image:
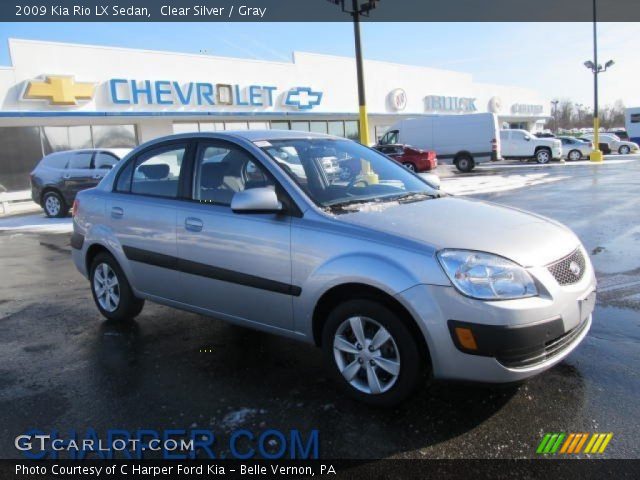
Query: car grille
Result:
<box><xmin>547</xmin><ymin>248</ymin><xmax>586</xmax><ymax>285</ymax></box>
<box><xmin>498</xmin><ymin>318</ymin><xmax>590</xmax><ymax>369</ymax></box>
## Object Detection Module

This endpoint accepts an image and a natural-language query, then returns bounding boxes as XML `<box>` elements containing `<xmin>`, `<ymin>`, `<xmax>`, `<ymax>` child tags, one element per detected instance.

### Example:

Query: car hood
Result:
<box><xmin>334</xmin><ymin>197</ymin><xmax>579</xmax><ymax>267</ymax></box>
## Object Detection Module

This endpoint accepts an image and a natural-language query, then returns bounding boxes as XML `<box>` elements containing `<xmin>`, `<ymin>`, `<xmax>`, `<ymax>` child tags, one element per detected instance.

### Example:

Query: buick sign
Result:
<box><xmin>388</xmin><ymin>88</ymin><xmax>407</xmax><ymax>111</ymax></box>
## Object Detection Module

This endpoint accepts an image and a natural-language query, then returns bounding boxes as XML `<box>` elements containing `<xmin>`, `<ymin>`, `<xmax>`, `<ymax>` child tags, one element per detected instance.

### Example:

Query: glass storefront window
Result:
<box><xmin>225</xmin><ymin>122</ymin><xmax>249</xmax><ymax>130</ymax></box>
<box><xmin>271</xmin><ymin>121</ymin><xmax>290</xmax><ymax>130</ymax></box>
<box><xmin>0</xmin><ymin>127</ymin><xmax>44</xmax><ymax>192</ymax></box>
<box><xmin>92</xmin><ymin>125</ymin><xmax>137</xmax><ymax>148</ymax></box>
<box><xmin>344</xmin><ymin>121</ymin><xmax>359</xmax><ymax>141</ymax></box>
<box><xmin>173</xmin><ymin>123</ymin><xmax>199</xmax><ymax>134</ymax></box>
<box><xmin>291</xmin><ymin>121</ymin><xmax>310</xmax><ymax>132</ymax></box>
<box><xmin>328</xmin><ymin>121</ymin><xmax>345</xmax><ymax>137</ymax></box>
<box><xmin>41</xmin><ymin>126</ymin><xmax>70</xmax><ymax>154</ymax></box>
<box><xmin>248</xmin><ymin>122</ymin><xmax>269</xmax><ymax>130</ymax></box>
<box><xmin>68</xmin><ymin>126</ymin><xmax>93</xmax><ymax>149</ymax></box>
<box><xmin>309</xmin><ymin>121</ymin><xmax>328</xmax><ymax>134</ymax></box>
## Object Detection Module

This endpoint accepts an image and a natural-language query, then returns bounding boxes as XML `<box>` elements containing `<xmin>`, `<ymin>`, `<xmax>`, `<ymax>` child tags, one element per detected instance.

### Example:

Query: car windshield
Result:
<box><xmin>258</xmin><ymin>138</ymin><xmax>439</xmax><ymax>209</ymax></box>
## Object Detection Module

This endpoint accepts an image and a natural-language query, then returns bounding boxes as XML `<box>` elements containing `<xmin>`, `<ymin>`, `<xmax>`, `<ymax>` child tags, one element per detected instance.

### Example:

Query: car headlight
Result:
<box><xmin>437</xmin><ymin>250</ymin><xmax>538</xmax><ymax>300</ymax></box>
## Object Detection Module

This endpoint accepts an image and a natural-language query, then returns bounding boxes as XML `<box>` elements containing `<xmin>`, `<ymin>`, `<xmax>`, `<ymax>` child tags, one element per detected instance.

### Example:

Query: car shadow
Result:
<box><xmin>89</xmin><ymin>311</ymin><xmax>586</xmax><ymax>459</ymax></box>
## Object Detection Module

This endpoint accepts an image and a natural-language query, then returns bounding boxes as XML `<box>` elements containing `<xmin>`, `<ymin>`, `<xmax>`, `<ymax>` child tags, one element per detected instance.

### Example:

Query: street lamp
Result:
<box><xmin>584</xmin><ymin>0</ymin><xmax>614</xmax><ymax>162</ymax></box>
<box><xmin>551</xmin><ymin>99</ymin><xmax>559</xmax><ymax>133</ymax></box>
<box><xmin>327</xmin><ymin>0</ymin><xmax>380</xmax><ymax>145</ymax></box>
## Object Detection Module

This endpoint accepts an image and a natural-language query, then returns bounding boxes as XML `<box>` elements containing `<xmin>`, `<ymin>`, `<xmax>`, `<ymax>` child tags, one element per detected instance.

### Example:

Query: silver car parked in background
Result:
<box><xmin>72</xmin><ymin>131</ymin><xmax>596</xmax><ymax>406</ymax></box>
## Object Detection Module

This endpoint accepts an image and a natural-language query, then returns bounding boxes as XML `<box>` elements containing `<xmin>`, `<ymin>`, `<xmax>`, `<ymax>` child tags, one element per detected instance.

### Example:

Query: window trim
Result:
<box><xmin>186</xmin><ymin>139</ymin><xmax>302</xmax><ymax>217</ymax></box>
<box><xmin>92</xmin><ymin>151</ymin><xmax>120</xmax><ymax>170</ymax></box>
<box><xmin>112</xmin><ymin>140</ymin><xmax>195</xmax><ymax>200</ymax></box>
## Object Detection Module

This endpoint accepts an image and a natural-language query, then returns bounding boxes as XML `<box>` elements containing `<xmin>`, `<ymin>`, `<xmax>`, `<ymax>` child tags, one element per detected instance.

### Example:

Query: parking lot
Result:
<box><xmin>1</xmin><ymin>157</ymin><xmax>639</xmax><ymax>459</ymax></box>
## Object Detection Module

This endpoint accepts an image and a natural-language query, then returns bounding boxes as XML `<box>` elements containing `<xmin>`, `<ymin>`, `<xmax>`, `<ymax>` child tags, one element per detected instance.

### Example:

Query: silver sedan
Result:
<box><xmin>71</xmin><ymin>130</ymin><xmax>596</xmax><ymax>406</ymax></box>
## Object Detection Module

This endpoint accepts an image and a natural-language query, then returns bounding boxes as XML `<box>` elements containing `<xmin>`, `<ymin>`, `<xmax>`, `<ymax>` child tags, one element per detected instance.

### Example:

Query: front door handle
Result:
<box><xmin>111</xmin><ymin>207</ymin><xmax>124</xmax><ymax>219</ymax></box>
<box><xmin>185</xmin><ymin>217</ymin><xmax>203</xmax><ymax>232</ymax></box>
<box><xmin>93</xmin><ymin>174</ymin><xmax>104</xmax><ymax>179</ymax></box>
<box><xmin>63</xmin><ymin>173</ymin><xmax>71</xmax><ymax>179</ymax></box>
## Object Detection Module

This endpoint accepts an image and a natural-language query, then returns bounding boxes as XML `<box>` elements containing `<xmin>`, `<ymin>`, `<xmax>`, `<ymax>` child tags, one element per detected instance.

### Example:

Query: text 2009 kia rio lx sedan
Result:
<box><xmin>71</xmin><ymin>131</ymin><xmax>596</xmax><ymax>406</ymax></box>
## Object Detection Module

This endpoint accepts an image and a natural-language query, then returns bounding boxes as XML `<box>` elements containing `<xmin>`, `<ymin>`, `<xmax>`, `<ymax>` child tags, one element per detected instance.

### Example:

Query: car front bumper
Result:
<box><xmin>396</xmin><ymin>259</ymin><xmax>596</xmax><ymax>383</ymax></box>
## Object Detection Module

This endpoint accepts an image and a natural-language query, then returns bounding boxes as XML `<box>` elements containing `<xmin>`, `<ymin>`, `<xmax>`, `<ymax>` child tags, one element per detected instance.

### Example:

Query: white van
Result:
<box><xmin>376</xmin><ymin>113</ymin><xmax>501</xmax><ymax>172</ymax></box>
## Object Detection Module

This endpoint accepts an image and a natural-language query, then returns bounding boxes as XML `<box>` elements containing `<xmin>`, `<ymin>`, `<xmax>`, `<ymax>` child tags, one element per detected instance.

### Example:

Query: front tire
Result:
<box><xmin>455</xmin><ymin>155</ymin><xmax>474</xmax><ymax>173</ymax></box>
<box><xmin>322</xmin><ymin>299</ymin><xmax>424</xmax><ymax>407</ymax></box>
<box><xmin>619</xmin><ymin>145</ymin><xmax>630</xmax><ymax>155</ymax></box>
<box><xmin>535</xmin><ymin>148</ymin><xmax>551</xmax><ymax>164</ymax></box>
<box><xmin>90</xmin><ymin>252</ymin><xmax>144</xmax><ymax>321</ymax></box>
<box><xmin>42</xmin><ymin>191</ymin><xmax>67</xmax><ymax>218</ymax></box>
<box><xmin>568</xmin><ymin>149</ymin><xmax>582</xmax><ymax>161</ymax></box>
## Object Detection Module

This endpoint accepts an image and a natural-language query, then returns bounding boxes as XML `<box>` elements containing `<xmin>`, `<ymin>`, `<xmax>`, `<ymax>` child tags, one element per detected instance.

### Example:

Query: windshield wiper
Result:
<box><xmin>383</xmin><ymin>191</ymin><xmax>440</xmax><ymax>203</ymax></box>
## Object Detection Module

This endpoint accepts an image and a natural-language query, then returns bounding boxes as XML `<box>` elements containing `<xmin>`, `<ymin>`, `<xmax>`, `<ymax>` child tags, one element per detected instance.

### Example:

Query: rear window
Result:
<box><xmin>68</xmin><ymin>152</ymin><xmax>93</xmax><ymax>169</ymax></box>
<box><xmin>94</xmin><ymin>152</ymin><xmax>119</xmax><ymax>170</ymax></box>
<box><xmin>41</xmin><ymin>153</ymin><xmax>68</xmax><ymax>169</ymax></box>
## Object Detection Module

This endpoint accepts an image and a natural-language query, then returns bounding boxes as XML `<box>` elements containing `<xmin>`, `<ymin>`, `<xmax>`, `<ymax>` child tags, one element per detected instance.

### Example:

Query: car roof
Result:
<box><xmin>156</xmin><ymin>130</ymin><xmax>343</xmax><ymax>144</ymax></box>
<box><xmin>45</xmin><ymin>147</ymin><xmax>131</xmax><ymax>158</ymax></box>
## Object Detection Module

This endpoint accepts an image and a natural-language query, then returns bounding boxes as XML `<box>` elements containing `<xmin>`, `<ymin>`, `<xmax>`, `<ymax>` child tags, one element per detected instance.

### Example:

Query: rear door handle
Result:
<box><xmin>185</xmin><ymin>217</ymin><xmax>203</xmax><ymax>232</ymax></box>
<box><xmin>63</xmin><ymin>173</ymin><xmax>71</xmax><ymax>179</ymax></box>
<box><xmin>111</xmin><ymin>207</ymin><xmax>124</xmax><ymax>219</ymax></box>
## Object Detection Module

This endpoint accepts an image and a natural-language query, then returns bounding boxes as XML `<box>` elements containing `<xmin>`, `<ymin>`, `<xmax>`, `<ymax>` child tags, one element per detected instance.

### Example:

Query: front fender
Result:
<box><xmin>293</xmin><ymin>252</ymin><xmax>424</xmax><ymax>338</ymax></box>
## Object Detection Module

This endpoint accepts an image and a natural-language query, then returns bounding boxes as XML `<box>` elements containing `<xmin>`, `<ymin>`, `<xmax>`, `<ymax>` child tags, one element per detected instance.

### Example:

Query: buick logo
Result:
<box><xmin>388</xmin><ymin>88</ymin><xmax>407</xmax><ymax>111</ymax></box>
<box><xmin>569</xmin><ymin>261</ymin><xmax>582</xmax><ymax>277</ymax></box>
<box><xmin>488</xmin><ymin>96</ymin><xmax>503</xmax><ymax>113</ymax></box>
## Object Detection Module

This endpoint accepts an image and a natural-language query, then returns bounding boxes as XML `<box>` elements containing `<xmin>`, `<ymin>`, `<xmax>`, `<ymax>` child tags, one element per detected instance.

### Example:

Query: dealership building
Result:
<box><xmin>0</xmin><ymin>38</ymin><xmax>550</xmax><ymax>193</ymax></box>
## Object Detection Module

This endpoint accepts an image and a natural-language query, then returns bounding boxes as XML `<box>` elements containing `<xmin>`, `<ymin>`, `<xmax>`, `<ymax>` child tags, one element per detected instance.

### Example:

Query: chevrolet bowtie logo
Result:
<box><xmin>24</xmin><ymin>75</ymin><xmax>95</xmax><ymax>105</ymax></box>
<box><xmin>285</xmin><ymin>87</ymin><xmax>323</xmax><ymax>111</ymax></box>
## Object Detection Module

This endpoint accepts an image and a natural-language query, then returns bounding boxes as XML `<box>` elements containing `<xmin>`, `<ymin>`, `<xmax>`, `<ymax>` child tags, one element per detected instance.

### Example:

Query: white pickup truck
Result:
<box><xmin>500</xmin><ymin>129</ymin><xmax>563</xmax><ymax>164</ymax></box>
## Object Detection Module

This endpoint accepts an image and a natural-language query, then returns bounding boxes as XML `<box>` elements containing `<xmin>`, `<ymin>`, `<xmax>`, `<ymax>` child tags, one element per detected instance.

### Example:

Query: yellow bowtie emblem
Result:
<box><xmin>24</xmin><ymin>75</ymin><xmax>95</xmax><ymax>105</ymax></box>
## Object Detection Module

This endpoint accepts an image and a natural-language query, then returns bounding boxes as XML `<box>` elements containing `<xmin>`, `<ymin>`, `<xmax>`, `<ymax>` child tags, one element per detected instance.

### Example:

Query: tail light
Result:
<box><xmin>72</xmin><ymin>199</ymin><xmax>79</xmax><ymax>217</ymax></box>
<box><xmin>491</xmin><ymin>138</ymin><xmax>498</xmax><ymax>151</ymax></box>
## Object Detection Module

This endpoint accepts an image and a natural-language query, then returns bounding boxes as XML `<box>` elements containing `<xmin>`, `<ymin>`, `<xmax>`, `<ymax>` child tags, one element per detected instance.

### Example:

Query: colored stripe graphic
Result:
<box><xmin>537</xmin><ymin>433</ymin><xmax>565</xmax><ymax>454</ymax></box>
<box><xmin>540</xmin><ymin>433</ymin><xmax>614</xmax><ymax>455</ymax></box>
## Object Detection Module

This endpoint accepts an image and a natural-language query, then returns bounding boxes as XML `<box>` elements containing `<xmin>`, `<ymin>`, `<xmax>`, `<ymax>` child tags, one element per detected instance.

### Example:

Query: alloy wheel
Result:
<box><xmin>45</xmin><ymin>195</ymin><xmax>61</xmax><ymax>216</ymax></box>
<box><xmin>569</xmin><ymin>150</ymin><xmax>581</xmax><ymax>161</ymax></box>
<box><xmin>333</xmin><ymin>316</ymin><xmax>401</xmax><ymax>395</ymax></box>
<box><xmin>537</xmin><ymin>150</ymin><xmax>550</xmax><ymax>163</ymax></box>
<box><xmin>93</xmin><ymin>263</ymin><xmax>120</xmax><ymax>312</ymax></box>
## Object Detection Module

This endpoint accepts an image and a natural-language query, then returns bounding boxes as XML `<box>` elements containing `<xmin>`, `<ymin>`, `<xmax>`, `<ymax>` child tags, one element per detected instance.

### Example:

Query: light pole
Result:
<box><xmin>584</xmin><ymin>0</ymin><xmax>614</xmax><ymax>162</ymax></box>
<box><xmin>328</xmin><ymin>0</ymin><xmax>379</xmax><ymax>145</ymax></box>
<box><xmin>551</xmin><ymin>99</ymin><xmax>559</xmax><ymax>133</ymax></box>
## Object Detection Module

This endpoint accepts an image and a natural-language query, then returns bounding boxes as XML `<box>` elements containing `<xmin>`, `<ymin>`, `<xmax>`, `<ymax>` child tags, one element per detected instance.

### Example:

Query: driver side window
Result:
<box><xmin>193</xmin><ymin>143</ymin><xmax>275</xmax><ymax>206</ymax></box>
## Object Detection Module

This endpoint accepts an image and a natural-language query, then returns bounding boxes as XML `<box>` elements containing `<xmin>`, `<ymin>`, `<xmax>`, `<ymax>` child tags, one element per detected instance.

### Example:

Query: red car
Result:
<box><xmin>373</xmin><ymin>144</ymin><xmax>437</xmax><ymax>172</ymax></box>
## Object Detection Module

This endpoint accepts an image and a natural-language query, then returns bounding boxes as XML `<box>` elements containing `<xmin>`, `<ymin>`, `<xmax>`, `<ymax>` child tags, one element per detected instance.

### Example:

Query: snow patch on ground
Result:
<box><xmin>219</xmin><ymin>408</ymin><xmax>258</xmax><ymax>430</ymax></box>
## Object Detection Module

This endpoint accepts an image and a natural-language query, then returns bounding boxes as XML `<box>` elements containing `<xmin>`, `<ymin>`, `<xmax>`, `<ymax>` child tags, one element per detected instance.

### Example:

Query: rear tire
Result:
<box><xmin>455</xmin><ymin>155</ymin><xmax>474</xmax><ymax>173</ymax></box>
<box><xmin>42</xmin><ymin>191</ymin><xmax>67</xmax><ymax>218</ymax></box>
<box><xmin>90</xmin><ymin>252</ymin><xmax>144</xmax><ymax>321</ymax></box>
<box><xmin>535</xmin><ymin>148</ymin><xmax>551</xmax><ymax>164</ymax></box>
<box><xmin>619</xmin><ymin>145</ymin><xmax>630</xmax><ymax>155</ymax></box>
<box><xmin>568</xmin><ymin>149</ymin><xmax>582</xmax><ymax>161</ymax></box>
<box><xmin>322</xmin><ymin>299</ymin><xmax>424</xmax><ymax>407</ymax></box>
<box><xmin>403</xmin><ymin>162</ymin><xmax>417</xmax><ymax>172</ymax></box>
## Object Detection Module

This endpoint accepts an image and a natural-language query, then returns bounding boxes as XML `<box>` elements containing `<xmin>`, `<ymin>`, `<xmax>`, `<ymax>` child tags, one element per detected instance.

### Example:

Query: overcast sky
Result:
<box><xmin>0</xmin><ymin>22</ymin><xmax>637</xmax><ymax>108</ymax></box>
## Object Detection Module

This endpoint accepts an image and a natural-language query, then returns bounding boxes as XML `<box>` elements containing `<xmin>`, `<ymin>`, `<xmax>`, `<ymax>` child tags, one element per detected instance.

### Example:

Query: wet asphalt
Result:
<box><xmin>0</xmin><ymin>159</ymin><xmax>638</xmax><ymax>459</ymax></box>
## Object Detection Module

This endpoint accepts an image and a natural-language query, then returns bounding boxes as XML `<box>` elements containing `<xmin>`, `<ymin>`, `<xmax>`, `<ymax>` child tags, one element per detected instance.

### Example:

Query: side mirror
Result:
<box><xmin>231</xmin><ymin>187</ymin><xmax>283</xmax><ymax>214</ymax></box>
<box><xmin>524</xmin><ymin>136</ymin><xmax>531</xmax><ymax>141</ymax></box>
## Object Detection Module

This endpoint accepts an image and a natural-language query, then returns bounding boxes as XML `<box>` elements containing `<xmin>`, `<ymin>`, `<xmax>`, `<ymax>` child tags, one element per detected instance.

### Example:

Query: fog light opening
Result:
<box><xmin>455</xmin><ymin>327</ymin><xmax>478</xmax><ymax>351</ymax></box>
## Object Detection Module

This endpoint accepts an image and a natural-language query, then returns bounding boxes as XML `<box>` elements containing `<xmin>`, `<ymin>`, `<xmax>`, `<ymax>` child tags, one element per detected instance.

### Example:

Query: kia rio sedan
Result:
<box><xmin>71</xmin><ymin>131</ymin><xmax>596</xmax><ymax>406</ymax></box>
